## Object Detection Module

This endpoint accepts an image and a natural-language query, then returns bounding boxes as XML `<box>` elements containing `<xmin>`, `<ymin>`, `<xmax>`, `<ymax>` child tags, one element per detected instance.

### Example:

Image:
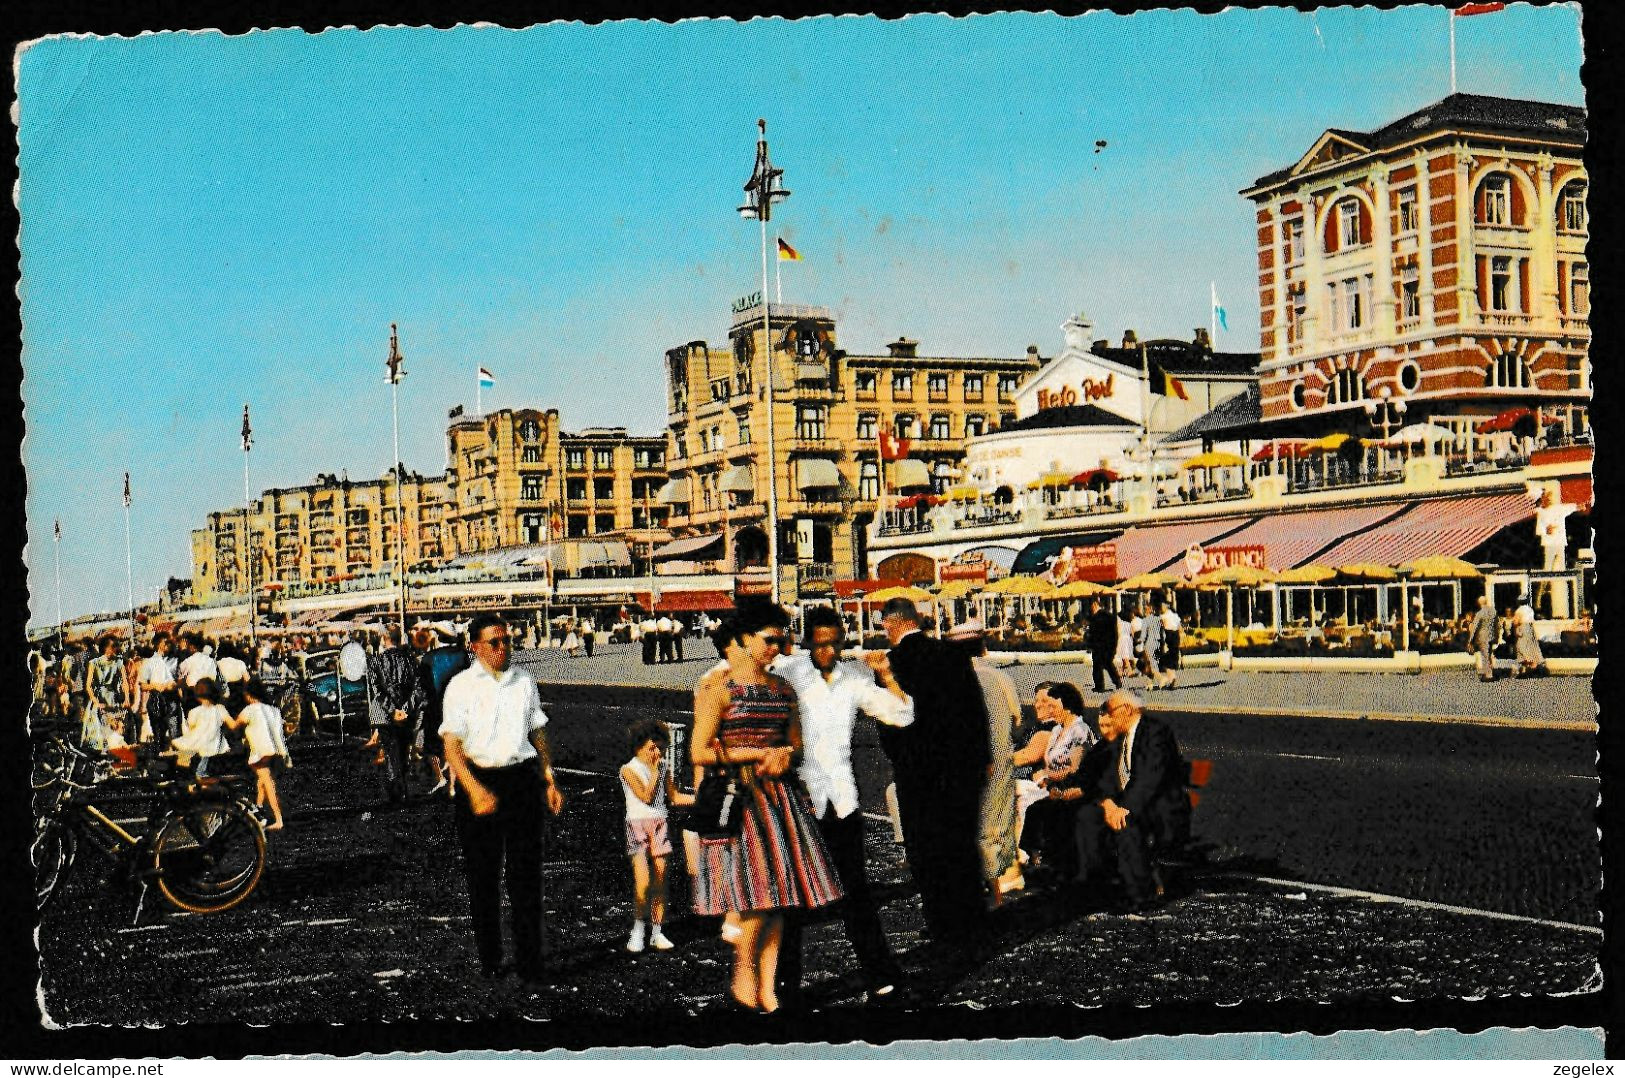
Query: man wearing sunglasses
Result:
<box><xmin>441</xmin><ymin>613</ymin><xmax>566</xmax><ymax>982</ymax></box>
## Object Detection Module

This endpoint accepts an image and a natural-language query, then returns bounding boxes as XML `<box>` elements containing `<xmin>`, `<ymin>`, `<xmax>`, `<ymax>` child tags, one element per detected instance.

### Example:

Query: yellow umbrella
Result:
<box><xmin>1025</xmin><ymin>472</ymin><xmax>1074</xmax><ymax>489</ymax></box>
<box><xmin>1115</xmin><ymin>570</ymin><xmax>1182</xmax><ymax>591</ymax></box>
<box><xmin>1399</xmin><ymin>555</ymin><xmax>1482</xmax><ymax>579</ymax></box>
<box><xmin>1195</xmin><ymin>565</ymin><xmax>1279</xmax><ymax>588</ymax></box>
<box><xmin>933</xmin><ymin>579</ymin><xmax>982</xmax><ymax>600</ymax></box>
<box><xmin>1337</xmin><ymin>562</ymin><xmax>1398</xmax><ymax>581</ymax></box>
<box><xmin>1180</xmin><ymin>450</ymin><xmax>1247</xmax><ymax>470</ymax></box>
<box><xmin>1308</xmin><ymin>432</ymin><xmax>1352</xmax><ymax>452</ymax></box>
<box><xmin>866</xmin><ymin>584</ymin><xmax>935</xmax><ymax>604</ymax></box>
<box><xmin>1052</xmin><ymin>579</ymin><xmax>1110</xmax><ymax>599</ymax></box>
<box><xmin>981</xmin><ymin>574</ymin><xmax>1056</xmax><ymax>596</ymax></box>
<box><xmin>1276</xmin><ymin>564</ymin><xmax>1337</xmax><ymax>584</ymax></box>
<box><xmin>946</xmin><ymin>485</ymin><xmax>984</xmax><ymax>502</ymax></box>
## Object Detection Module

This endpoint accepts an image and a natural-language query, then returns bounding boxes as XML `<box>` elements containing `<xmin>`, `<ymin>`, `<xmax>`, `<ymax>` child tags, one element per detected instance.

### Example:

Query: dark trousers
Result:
<box><xmin>779</xmin><ymin>808</ymin><xmax>902</xmax><ymax>998</ymax></box>
<box><xmin>894</xmin><ymin>773</ymin><xmax>990</xmax><ymax>950</ymax></box>
<box><xmin>657</xmin><ymin>633</ymin><xmax>673</xmax><ymax>663</ymax></box>
<box><xmin>1074</xmin><ymin>803</ymin><xmax>1154</xmax><ymax>902</ymax></box>
<box><xmin>146</xmin><ymin>692</ymin><xmax>180</xmax><ymax>745</ymax></box>
<box><xmin>583</xmin><ymin>633</ymin><xmax>594</xmax><ymax>657</ymax></box>
<box><xmin>1091</xmin><ymin>650</ymin><xmax>1122</xmax><ymax>693</ymax></box>
<box><xmin>375</xmin><ymin>721</ymin><xmax>411</xmax><ymax>802</ymax></box>
<box><xmin>641</xmin><ymin>635</ymin><xmax>655</xmax><ymax>665</ymax></box>
<box><xmin>454</xmin><ymin>763</ymin><xmax>546</xmax><ymax>975</ymax></box>
<box><xmin>1020</xmin><ymin>795</ymin><xmax>1082</xmax><ymax>878</ymax></box>
<box><xmin>673</xmin><ymin>633</ymin><xmax>683</xmax><ymax>661</ymax></box>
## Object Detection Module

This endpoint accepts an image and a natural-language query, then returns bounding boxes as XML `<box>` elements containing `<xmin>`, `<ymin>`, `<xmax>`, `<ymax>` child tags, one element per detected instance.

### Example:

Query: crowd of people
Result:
<box><xmin>28</xmin><ymin>599</ymin><xmax>1195</xmax><ymax>1016</ymax></box>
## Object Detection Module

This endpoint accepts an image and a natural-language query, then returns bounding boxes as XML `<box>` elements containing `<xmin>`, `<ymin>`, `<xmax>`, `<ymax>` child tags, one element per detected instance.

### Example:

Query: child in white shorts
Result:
<box><xmin>621</xmin><ymin>720</ymin><xmax>692</xmax><ymax>953</ymax></box>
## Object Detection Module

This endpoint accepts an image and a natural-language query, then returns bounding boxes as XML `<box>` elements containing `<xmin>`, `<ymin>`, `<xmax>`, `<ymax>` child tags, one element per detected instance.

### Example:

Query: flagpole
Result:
<box><xmin>242</xmin><ymin>405</ymin><xmax>257</xmax><ymax>658</ymax></box>
<box><xmin>1210</xmin><ymin>281</ymin><xmax>1218</xmax><ymax>341</ymax></box>
<box><xmin>1449</xmin><ymin>10</ymin><xmax>1456</xmax><ymax>95</ymax></box>
<box><xmin>389</xmin><ymin>326</ymin><xmax>408</xmax><ymax>636</ymax></box>
<box><xmin>739</xmin><ymin>118</ymin><xmax>788</xmax><ymax>608</ymax></box>
<box><xmin>476</xmin><ymin>368</ymin><xmax>483</xmax><ymax>419</ymax></box>
<box><xmin>53</xmin><ymin>520</ymin><xmax>63</xmax><ymax>650</ymax></box>
<box><xmin>124</xmin><ymin>476</ymin><xmax>136</xmax><ymax>645</ymax></box>
<box><xmin>775</xmin><ymin>235</ymin><xmax>783</xmax><ymax>306</ymax></box>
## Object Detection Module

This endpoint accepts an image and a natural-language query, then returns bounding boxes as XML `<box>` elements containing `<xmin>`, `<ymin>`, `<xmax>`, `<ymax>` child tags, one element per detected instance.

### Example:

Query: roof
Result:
<box><xmin>1248</xmin><ymin>93</ymin><xmax>1587</xmax><ymax>192</ymax></box>
<box><xmin>999</xmin><ymin>404</ymin><xmax>1138</xmax><ymax>433</ymax></box>
<box><xmin>1161</xmin><ymin>385</ymin><xmax>1262</xmax><ymax>444</ymax></box>
<box><xmin>1088</xmin><ymin>340</ymin><xmax>1261</xmax><ymax>377</ymax></box>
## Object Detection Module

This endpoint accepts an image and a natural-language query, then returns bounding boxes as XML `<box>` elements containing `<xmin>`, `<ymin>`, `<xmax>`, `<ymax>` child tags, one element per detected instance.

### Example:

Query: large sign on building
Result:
<box><xmin>1050</xmin><ymin>543</ymin><xmax>1119</xmax><ymax>584</ymax></box>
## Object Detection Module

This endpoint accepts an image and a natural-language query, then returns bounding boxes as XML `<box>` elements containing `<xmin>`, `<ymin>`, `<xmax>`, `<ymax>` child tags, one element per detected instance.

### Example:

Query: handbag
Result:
<box><xmin>677</xmin><ymin>739</ymin><xmax>745</xmax><ymax>840</ymax></box>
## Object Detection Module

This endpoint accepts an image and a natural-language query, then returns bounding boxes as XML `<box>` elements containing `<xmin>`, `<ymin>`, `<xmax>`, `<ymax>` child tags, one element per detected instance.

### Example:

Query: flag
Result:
<box><xmin>478</xmin><ymin>366</ymin><xmax>496</xmax><ymax>388</ymax></box>
<box><xmin>1149</xmin><ymin>363</ymin><xmax>1189</xmax><ymax>401</ymax></box>
<box><xmin>386</xmin><ymin>323</ymin><xmax>406</xmax><ymax>385</ymax></box>
<box><xmin>777</xmin><ymin>237</ymin><xmax>801</xmax><ymax>261</ymax></box>
<box><xmin>1454</xmin><ymin>2</ymin><xmax>1505</xmax><ymax>14</ymax></box>
<box><xmin>879</xmin><ymin>430</ymin><xmax>911</xmax><ymax>461</ymax></box>
<box><xmin>54</xmin><ymin>519</ymin><xmax>61</xmax><ymax>541</ymax></box>
<box><xmin>123</xmin><ymin>472</ymin><xmax>131</xmax><ymax>509</ymax></box>
<box><xmin>241</xmin><ymin>405</ymin><xmax>253</xmax><ymax>451</ymax></box>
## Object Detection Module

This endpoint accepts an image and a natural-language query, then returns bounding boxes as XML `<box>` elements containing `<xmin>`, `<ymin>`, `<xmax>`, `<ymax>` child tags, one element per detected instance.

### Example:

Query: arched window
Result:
<box><xmin>1475</xmin><ymin>172</ymin><xmax>1526</xmax><ymax>228</ymax></box>
<box><xmin>1323</xmin><ymin>196</ymin><xmax>1371</xmax><ymax>254</ymax></box>
<box><xmin>1558</xmin><ymin>181</ymin><xmax>1588</xmax><ymax>233</ymax></box>
<box><xmin>1323</xmin><ymin>367</ymin><xmax>1365</xmax><ymax>405</ymax></box>
<box><xmin>1487</xmin><ymin>352</ymin><xmax>1532</xmax><ymax>389</ymax></box>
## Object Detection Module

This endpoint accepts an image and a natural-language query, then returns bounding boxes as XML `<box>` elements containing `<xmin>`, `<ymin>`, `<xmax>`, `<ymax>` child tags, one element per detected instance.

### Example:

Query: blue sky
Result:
<box><xmin>19</xmin><ymin>6</ymin><xmax>1584</xmax><ymax>625</ymax></box>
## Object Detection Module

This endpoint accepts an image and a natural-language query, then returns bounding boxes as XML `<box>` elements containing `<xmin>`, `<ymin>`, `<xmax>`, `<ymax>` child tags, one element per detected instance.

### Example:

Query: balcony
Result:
<box><xmin>796</xmin><ymin>562</ymin><xmax>836</xmax><ymax>590</ymax></box>
<box><xmin>1481</xmin><ymin>311</ymin><xmax>1534</xmax><ymax>330</ymax></box>
<box><xmin>791</xmin><ymin>435</ymin><xmax>842</xmax><ymax>454</ymax></box>
<box><xmin>877</xmin><ymin>518</ymin><xmax>933</xmax><ymax>537</ymax></box>
<box><xmin>953</xmin><ymin>508</ymin><xmax>1023</xmax><ymax>530</ymax></box>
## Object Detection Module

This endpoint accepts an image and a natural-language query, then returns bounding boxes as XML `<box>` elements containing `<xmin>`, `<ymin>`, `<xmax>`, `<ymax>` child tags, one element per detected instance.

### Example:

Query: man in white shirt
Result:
<box><xmin>441</xmin><ymin>614</ymin><xmax>565</xmax><ymax>982</ymax></box>
<box><xmin>176</xmin><ymin>633</ymin><xmax>219</xmax><ymax>706</ymax></box>
<box><xmin>655</xmin><ymin>615</ymin><xmax>675</xmax><ymax>664</ymax></box>
<box><xmin>772</xmin><ymin>606</ymin><xmax>913</xmax><ymax>1005</ymax></box>
<box><xmin>139</xmin><ymin>636</ymin><xmax>182</xmax><ymax>744</ymax></box>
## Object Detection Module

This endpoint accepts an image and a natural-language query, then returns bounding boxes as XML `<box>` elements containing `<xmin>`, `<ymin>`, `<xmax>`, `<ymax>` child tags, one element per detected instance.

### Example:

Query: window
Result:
<box><xmin>1289</xmin><ymin>285</ymin><xmax>1308</xmax><ymax>343</ymax></box>
<box><xmin>1397</xmin><ymin>361</ymin><xmax>1422</xmax><ymax>394</ymax></box>
<box><xmin>518</xmin><ymin>419</ymin><xmax>541</xmax><ymax>441</ymax></box>
<box><xmin>566</xmin><ymin>478</ymin><xmax>587</xmax><ymax>501</ymax></box>
<box><xmin>593</xmin><ymin>478</ymin><xmax>613</xmax><ymax>501</ymax></box>
<box><xmin>855</xmin><ymin>412</ymin><xmax>878</xmax><ymax>440</ymax></box>
<box><xmin>568</xmin><ymin>515</ymin><xmax>588</xmax><ymax>538</ymax></box>
<box><xmin>697</xmin><ymin>428</ymin><xmax>709</xmax><ymax>453</ymax></box>
<box><xmin>1401</xmin><ymin>265</ymin><xmax>1421</xmax><ymax>322</ymax></box>
<box><xmin>796</xmin><ymin>405</ymin><xmax>827</xmax><ymax>440</ymax></box>
<box><xmin>1324</xmin><ymin>367</ymin><xmax>1365</xmax><ymax>406</ymax></box>
<box><xmin>997</xmin><ymin>374</ymin><xmax>1019</xmax><ymax>402</ymax></box>
<box><xmin>927</xmin><ymin>372</ymin><xmax>949</xmax><ymax>401</ymax></box>
<box><xmin>894</xmin><ymin>413</ymin><xmax>916</xmax><ymax>439</ymax></box>
<box><xmin>735</xmin><ymin>370</ymin><xmax>750</xmax><ymax>396</ymax></box>
<box><xmin>933</xmin><ymin>462</ymin><xmax>955</xmax><ymax>495</ymax></box>
<box><xmin>566</xmin><ymin>448</ymin><xmax>585</xmax><ymax>470</ymax></box>
<box><xmin>1000</xmin><ymin>412</ymin><xmax>1016</xmax><ymax>429</ymax></box>
<box><xmin>521</xmin><ymin>476</ymin><xmax>544</xmax><ymax>501</ymax></box>
<box><xmin>711</xmin><ymin>425</ymin><xmax>723</xmax><ymax>451</ymax></box>
<box><xmin>1331</xmin><ymin>276</ymin><xmax>1365</xmax><ymax>331</ymax></box>
<box><xmin>521</xmin><ymin>445</ymin><xmax>542</xmax><ymax>463</ymax></box>
<box><xmin>1397</xmin><ymin>188</ymin><xmax>1418</xmax><ymax>233</ymax></box>
<box><xmin>1570</xmin><ymin>263</ymin><xmax>1590</xmax><ymax>316</ymax></box>
<box><xmin>737</xmin><ymin>416</ymin><xmax>752</xmax><ymax>445</ymax></box>
<box><xmin>929</xmin><ymin>414</ymin><xmax>951</xmax><ymax>440</ymax></box>
<box><xmin>593</xmin><ymin>448</ymin><xmax>613</xmax><ymax>470</ymax></box>
<box><xmin>633</xmin><ymin>448</ymin><xmax>657</xmax><ymax>469</ymax></box>
<box><xmin>1283</xmin><ymin>218</ymin><xmax>1305</xmax><ymax>263</ymax></box>
<box><xmin>1489</xmin><ymin>352</ymin><xmax>1532</xmax><ymax>389</ymax></box>
<box><xmin>963</xmin><ymin>373</ymin><xmax>984</xmax><ymax>402</ymax></box>
<box><xmin>964</xmin><ymin>413</ymin><xmax>986</xmax><ymax>438</ymax></box>
<box><xmin>1561</xmin><ymin>183</ymin><xmax>1587</xmax><ymax>232</ymax></box>
<box><xmin>594</xmin><ymin>513</ymin><xmax>615</xmax><ymax>535</ymax></box>
<box><xmin>1490</xmin><ymin>255</ymin><xmax>1513</xmax><ymax>312</ymax></box>
<box><xmin>892</xmin><ymin>372</ymin><xmax>913</xmax><ymax>399</ymax></box>
<box><xmin>1338</xmin><ymin>199</ymin><xmax>1362</xmax><ymax>248</ymax></box>
<box><xmin>855</xmin><ymin>372</ymin><xmax>878</xmax><ymax>398</ymax></box>
<box><xmin>711</xmin><ymin>378</ymin><xmax>731</xmax><ymax>403</ymax></box>
<box><xmin>1482</xmin><ymin>175</ymin><xmax>1511</xmax><ymax>226</ymax></box>
<box><xmin>1291</xmin><ymin>382</ymin><xmax>1308</xmax><ymax>410</ymax></box>
<box><xmin>858</xmin><ymin>461</ymin><xmax>880</xmax><ymax>501</ymax></box>
<box><xmin>672</xmin><ymin>433</ymin><xmax>687</xmax><ymax>460</ymax></box>
<box><xmin>522</xmin><ymin>514</ymin><xmax>543</xmax><ymax>544</ymax></box>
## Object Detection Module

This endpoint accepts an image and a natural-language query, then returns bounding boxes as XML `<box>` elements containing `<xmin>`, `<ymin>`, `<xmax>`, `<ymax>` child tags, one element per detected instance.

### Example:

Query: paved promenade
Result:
<box><xmin>516</xmin><ymin>640</ymin><xmax>1596</xmax><ymax>728</ymax></box>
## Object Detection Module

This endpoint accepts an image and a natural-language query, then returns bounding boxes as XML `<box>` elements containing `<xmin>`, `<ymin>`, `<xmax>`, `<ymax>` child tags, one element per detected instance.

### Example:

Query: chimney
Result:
<box><xmin>1122</xmin><ymin>329</ymin><xmax>1138</xmax><ymax>348</ymax></box>
<box><xmin>1194</xmin><ymin>327</ymin><xmax>1212</xmax><ymax>350</ymax></box>
<box><xmin>887</xmin><ymin>337</ymin><xmax>919</xmax><ymax>359</ymax></box>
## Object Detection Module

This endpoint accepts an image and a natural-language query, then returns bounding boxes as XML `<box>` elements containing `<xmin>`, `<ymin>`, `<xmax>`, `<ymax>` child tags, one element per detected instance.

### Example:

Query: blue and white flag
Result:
<box><xmin>1211</xmin><ymin>282</ymin><xmax>1228</xmax><ymax>333</ymax></box>
<box><xmin>478</xmin><ymin>366</ymin><xmax>496</xmax><ymax>388</ymax></box>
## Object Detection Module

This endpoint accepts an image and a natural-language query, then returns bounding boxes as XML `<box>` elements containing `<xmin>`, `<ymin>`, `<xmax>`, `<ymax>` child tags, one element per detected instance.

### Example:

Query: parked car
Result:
<box><xmin>273</xmin><ymin>648</ymin><xmax>369</xmax><ymax>738</ymax></box>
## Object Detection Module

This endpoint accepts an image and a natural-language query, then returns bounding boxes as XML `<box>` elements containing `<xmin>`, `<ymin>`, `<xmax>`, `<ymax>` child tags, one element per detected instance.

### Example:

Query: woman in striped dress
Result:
<box><xmin>690</xmin><ymin>600</ymin><xmax>842</xmax><ymax>1013</ymax></box>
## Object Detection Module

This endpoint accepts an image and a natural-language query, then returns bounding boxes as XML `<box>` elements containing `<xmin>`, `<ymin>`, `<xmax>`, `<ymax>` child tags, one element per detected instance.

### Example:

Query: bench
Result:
<box><xmin>1152</xmin><ymin>757</ymin><xmax>1214</xmax><ymax>898</ymax></box>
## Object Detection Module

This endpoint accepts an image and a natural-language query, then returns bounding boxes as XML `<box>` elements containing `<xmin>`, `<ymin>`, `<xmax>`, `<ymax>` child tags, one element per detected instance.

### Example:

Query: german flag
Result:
<box><xmin>1148</xmin><ymin>363</ymin><xmax>1189</xmax><ymax>401</ymax></box>
<box><xmin>777</xmin><ymin>237</ymin><xmax>801</xmax><ymax>261</ymax></box>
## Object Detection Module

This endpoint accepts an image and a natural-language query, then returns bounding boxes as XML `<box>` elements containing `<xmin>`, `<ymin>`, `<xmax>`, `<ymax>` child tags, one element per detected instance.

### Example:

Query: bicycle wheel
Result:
<box><xmin>33</xmin><ymin>822</ymin><xmax>76</xmax><ymax>913</ymax></box>
<box><xmin>152</xmin><ymin>800</ymin><xmax>267</xmax><ymax>914</ymax></box>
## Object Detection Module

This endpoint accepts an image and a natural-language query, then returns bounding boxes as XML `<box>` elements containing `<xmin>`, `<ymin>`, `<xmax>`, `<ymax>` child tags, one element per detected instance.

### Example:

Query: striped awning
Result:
<box><xmin>1111</xmin><ymin>517</ymin><xmax>1261</xmax><ymax>580</ymax></box>
<box><xmin>655</xmin><ymin>477</ymin><xmax>690</xmax><ymax>504</ymax></box>
<box><xmin>1313</xmin><ymin>493</ymin><xmax>1538</xmax><ymax>567</ymax></box>
<box><xmin>892</xmin><ymin>458</ymin><xmax>932</xmax><ymax>490</ymax></box>
<box><xmin>1201</xmin><ymin>503</ymin><xmax>1409</xmax><ymax>572</ymax></box>
<box><xmin>721</xmin><ymin>464</ymin><xmax>756</xmax><ymax>496</ymax></box>
<box><xmin>795</xmin><ymin>458</ymin><xmax>841</xmax><ymax>491</ymax></box>
<box><xmin>651</xmin><ymin>533</ymin><xmax>725</xmax><ymax>563</ymax></box>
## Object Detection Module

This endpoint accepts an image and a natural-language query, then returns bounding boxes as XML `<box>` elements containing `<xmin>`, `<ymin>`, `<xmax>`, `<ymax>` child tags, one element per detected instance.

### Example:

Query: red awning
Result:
<box><xmin>1251</xmin><ymin>441</ymin><xmax>1308</xmax><ymax>462</ymax></box>
<box><xmin>1313</xmin><ymin>492</ymin><xmax>1537</xmax><ymax>567</ymax></box>
<box><xmin>1203</xmin><ymin>503</ymin><xmax>1408</xmax><ymax>572</ymax></box>
<box><xmin>1110</xmin><ymin>517</ymin><xmax>1261</xmax><ymax>580</ymax></box>
<box><xmin>1069</xmin><ymin>468</ymin><xmax>1121</xmax><ymax>486</ymax></box>
<box><xmin>654</xmin><ymin>589</ymin><xmax>734</xmax><ymax>613</ymax></box>
<box><xmin>1560</xmin><ymin>476</ymin><xmax>1592</xmax><ymax>509</ymax></box>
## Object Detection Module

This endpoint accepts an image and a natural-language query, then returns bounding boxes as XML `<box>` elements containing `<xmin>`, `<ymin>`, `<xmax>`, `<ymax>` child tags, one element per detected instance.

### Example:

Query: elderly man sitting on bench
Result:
<box><xmin>1073</xmin><ymin>689</ymin><xmax>1191</xmax><ymax>914</ymax></box>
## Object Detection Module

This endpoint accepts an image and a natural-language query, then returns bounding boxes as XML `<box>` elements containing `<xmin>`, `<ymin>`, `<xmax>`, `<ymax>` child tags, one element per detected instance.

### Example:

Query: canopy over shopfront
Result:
<box><xmin>1012</xmin><ymin>530</ymin><xmax>1124</xmax><ymax>576</ymax></box>
<box><xmin>1312</xmin><ymin>492</ymin><xmax>1538</xmax><ymax>566</ymax></box>
<box><xmin>651</xmin><ymin>533</ymin><xmax>725</xmax><ymax>563</ymax></box>
<box><xmin>653</xmin><ymin>589</ymin><xmax>734</xmax><ymax>613</ymax></box>
<box><xmin>1195</xmin><ymin>503</ymin><xmax>1407</xmax><ymax>573</ymax></box>
<box><xmin>448</xmin><ymin>541</ymin><xmax>630</xmax><ymax>572</ymax></box>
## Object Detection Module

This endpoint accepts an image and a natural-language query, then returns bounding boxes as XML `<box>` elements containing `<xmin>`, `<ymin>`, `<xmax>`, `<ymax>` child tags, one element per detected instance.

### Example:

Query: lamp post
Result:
<box><xmin>1363</xmin><ymin>386</ymin><xmax>1408</xmax><ymax>476</ymax></box>
<box><xmin>738</xmin><ymin>118</ymin><xmax>791</xmax><ymax>606</ymax></box>
<box><xmin>52</xmin><ymin>519</ymin><xmax>63</xmax><ymax>649</ymax></box>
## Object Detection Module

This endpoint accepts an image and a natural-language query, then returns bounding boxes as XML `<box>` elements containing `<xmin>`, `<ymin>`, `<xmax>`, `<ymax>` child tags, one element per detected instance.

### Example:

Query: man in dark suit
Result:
<box><xmin>877</xmin><ymin>598</ymin><xmax>992</xmax><ymax>954</ymax></box>
<box><xmin>1074</xmin><ymin>689</ymin><xmax>1190</xmax><ymax>912</ymax></box>
<box><xmin>1086</xmin><ymin>599</ymin><xmax>1122</xmax><ymax>693</ymax></box>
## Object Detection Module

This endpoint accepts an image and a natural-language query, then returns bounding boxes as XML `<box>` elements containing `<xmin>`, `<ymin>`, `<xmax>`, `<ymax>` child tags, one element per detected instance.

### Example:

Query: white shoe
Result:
<box><xmin>626</xmin><ymin>924</ymin><xmax>646</xmax><ymax>953</ymax></box>
<box><xmin>649</xmin><ymin>928</ymin><xmax>674</xmax><ymax>951</ymax></box>
<box><xmin>720</xmin><ymin>922</ymin><xmax>743</xmax><ymax>944</ymax></box>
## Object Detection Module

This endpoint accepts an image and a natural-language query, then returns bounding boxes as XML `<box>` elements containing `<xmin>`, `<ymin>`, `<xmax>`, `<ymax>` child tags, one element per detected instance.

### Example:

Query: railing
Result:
<box><xmin>1043</xmin><ymin>501</ymin><xmax>1122</xmax><ymax>520</ymax></box>
<box><xmin>953</xmin><ymin>508</ymin><xmax>1023</xmax><ymax>530</ymax></box>
<box><xmin>796</xmin><ymin>562</ymin><xmax>836</xmax><ymax>589</ymax></box>
<box><xmin>877</xmin><ymin>518</ymin><xmax>933</xmax><ymax>537</ymax></box>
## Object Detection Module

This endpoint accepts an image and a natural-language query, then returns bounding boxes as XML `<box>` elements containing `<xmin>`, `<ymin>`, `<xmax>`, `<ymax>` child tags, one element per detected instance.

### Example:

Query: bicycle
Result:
<box><xmin>33</xmin><ymin>740</ymin><xmax>269</xmax><ymax>923</ymax></box>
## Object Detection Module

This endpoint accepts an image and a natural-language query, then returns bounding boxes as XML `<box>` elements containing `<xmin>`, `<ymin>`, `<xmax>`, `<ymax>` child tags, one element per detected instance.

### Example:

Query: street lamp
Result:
<box><xmin>739</xmin><ymin>118</ymin><xmax>791</xmax><ymax>606</ymax></box>
<box><xmin>1364</xmin><ymin>386</ymin><xmax>1408</xmax><ymax>477</ymax></box>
